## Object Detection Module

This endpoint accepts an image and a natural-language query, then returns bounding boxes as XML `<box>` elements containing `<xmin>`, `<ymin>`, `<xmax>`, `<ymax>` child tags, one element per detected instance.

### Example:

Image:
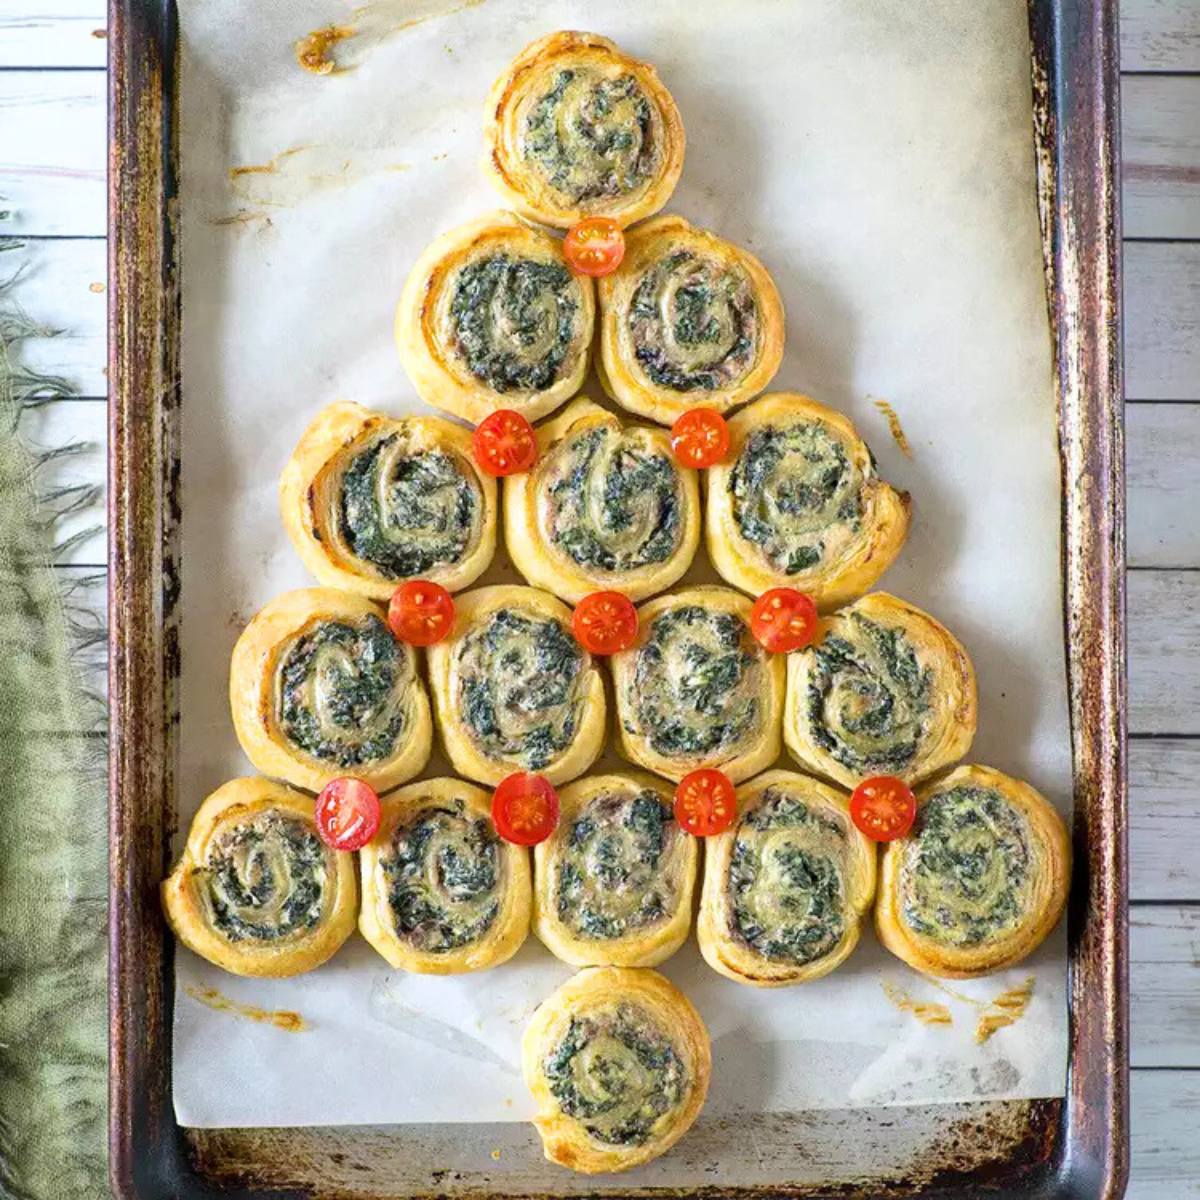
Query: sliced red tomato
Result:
<box><xmin>749</xmin><ymin>587</ymin><xmax>819</xmax><ymax>653</ymax></box>
<box><xmin>472</xmin><ymin>409</ymin><xmax>537</xmax><ymax>477</ymax></box>
<box><xmin>670</xmin><ymin>408</ymin><xmax>730</xmax><ymax>469</ymax></box>
<box><xmin>850</xmin><ymin>775</ymin><xmax>917</xmax><ymax>842</ymax></box>
<box><xmin>492</xmin><ymin>772</ymin><xmax>560</xmax><ymax>846</ymax></box>
<box><xmin>387</xmin><ymin>580</ymin><xmax>455</xmax><ymax>646</ymax></box>
<box><xmin>572</xmin><ymin>590</ymin><xmax>639</xmax><ymax>655</ymax></box>
<box><xmin>563</xmin><ymin>217</ymin><xmax>626</xmax><ymax>278</ymax></box>
<box><xmin>674</xmin><ymin>769</ymin><xmax>737</xmax><ymax>837</ymax></box>
<box><xmin>315</xmin><ymin>777</ymin><xmax>381</xmax><ymax>851</ymax></box>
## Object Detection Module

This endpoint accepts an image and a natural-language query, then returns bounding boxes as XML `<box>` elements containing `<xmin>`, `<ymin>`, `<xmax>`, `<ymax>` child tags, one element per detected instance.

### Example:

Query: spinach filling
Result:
<box><xmin>628</xmin><ymin>249</ymin><xmax>758</xmax><ymax>391</ymax></box>
<box><xmin>805</xmin><ymin>612</ymin><xmax>931</xmax><ymax>775</ymax></box>
<box><xmin>543</xmin><ymin>1004</ymin><xmax>687</xmax><ymax>1146</ymax></box>
<box><xmin>457</xmin><ymin>607</ymin><xmax>586</xmax><ymax>769</ymax></box>
<box><xmin>203</xmin><ymin>812</ymin><xmax>329</xmax><ymax>942</ymax></box>
<box><xmin>729</xmin><ymin>421</ymin><xmax>865</xmax><ymax>574</ymax></box>
<box><xmin>448</xmin><ymin>254</ymin><xmax>580</xmax><ymax>393</ymax></box>
<box><xmin>382</xmin><ymin>798</ymin><xmax>501</xmax><ymax>953</ymax></box>
<box><xmin>522</xmin><ymin>69</ymin><xmax>656</xmax><ymax>203</ymax></box>
<box><xmin>630</xmin><ymin>604</ymin><xmax>761</xmax><ymax>760</ymax></box>
<box><xmin>727</xmin><ymin>789</ymin><xmax>847</xmax><ymax>965</ymax></box>
<box><xmin>546</xmin><ymin>426</ymin><xmax>682</xmax><ymax>572</ymax></box>
<box><xmin>338</xmin><ymin>435</ymin><xmax>479</xmax><ymax>578</ymax></box>
<box><xmin>556</xmin><ymin>789</ymin><xmax>681</xmax><ymax>941</ymax></box>
<box><xmin>900</xmin><ymin>786</ymin><xmax>1033</xmax><ymax>947</ymax></box>
<box><xmin>277</xmin><ymin>615</ymin><xmax>411</xmax><ymax>767</ymax></box>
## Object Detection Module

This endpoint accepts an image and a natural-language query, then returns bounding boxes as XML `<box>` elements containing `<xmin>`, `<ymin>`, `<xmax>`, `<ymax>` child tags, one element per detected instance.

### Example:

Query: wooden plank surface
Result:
<box><xmin>1122</xmin><ymin>0</ymin><xmax>1200</xmax><ymax>72</ymax></box>
<box><xmin>1125</xmin><ymin>241</ymin><xmax>1200</xmax><ymax>401</ymax></box>
<box><xmin>0</xmin><ymin>71</ymin><xmax>105</xmax><ymax>237</ymax></box>
<box><xmin>1128</xmin><ymin>1071</ymin><xmax>1200</xmax><ymax>1199</ymax></box>
<box><xmin>1131</xmin><ymin>738</ymin><xmax>1200</xmax><ymax>901</ymax></box>
<box><xmin>1127</xmin><ymin>402</ymin><xmax>1200</xmax><ymax>566</ymax></box>
<box><xmin>1123</xmin><ymin>75</ymin><xmax>1200</xmax><ymax>238</ymax></box>
<box><xmin>0</xmin><ymin>2</ymin><xmax>106</xmax><ymax>69</ymax></box>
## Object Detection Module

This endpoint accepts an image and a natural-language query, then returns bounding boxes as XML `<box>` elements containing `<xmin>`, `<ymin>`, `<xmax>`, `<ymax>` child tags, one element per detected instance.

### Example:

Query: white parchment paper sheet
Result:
<box><xmin>173</xmin><ymin>0</ymin><xmax>1070</xmax><ymax>1128</ymax></box>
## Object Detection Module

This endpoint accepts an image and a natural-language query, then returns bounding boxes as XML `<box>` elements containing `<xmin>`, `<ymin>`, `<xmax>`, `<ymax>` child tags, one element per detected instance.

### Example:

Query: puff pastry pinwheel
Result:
<box><xmin>161</xmin><ymin>777</ymin><xmax>357</xmax><ymax>978</ymax></box>
<box><xmin>279</xmin><ymin>401</ymin><xmax>495</xmax><ymax>600</ymax></box>
<box><xmin>358</xmin><ymin>776</ymin><xmax>530</xmax><ymax>973</ymax></box>
<box><xmin>697</xmin><ymin>769</ymin><xmax>875</xmax><ymax>986</ymax></box>
<box><xmin>784</xmin><ymin>592</ymin><xmax>977</xmax><ymax>788</ymax></box>
<box><xmin>395</xmin><ymin>211</ymin><xmax>595</xmax><ymax>424</ymax></box>
<box><xmin>483</xmin><ymin>31</ymin><xmax>685</xmax><ymax>230</ymax></box>
<box><xmin>875</xmin><ymin>764</ymin><xmax>1071</xmax><ymax>979</ymax></box>
<box><xmin>533</xmin><ymin>772</ymin><xmax>698</xmax><ymax>967</ymax></box>
<box><xmin>504</xmin><ymin>397</ymin><xmax>700</xmax><ymax>604</ymax></box>
<box><xmin>427</xmin><ymin>585</ymin><xmax>605</xmax><ymax>786</ymax></box>
<box><xmin>597</xmin><ymin>215</ymin><xmax>784</xmax><ymax>425</ymax></box>
<box><xmin>611</xmin><ymin>586</ymin><xmax>784</xmax><ymax>783</ymax></box>
<box><xmin>523</xmin><ymin>967</ymin><xmax>711</xmax><ymax>1174</ymax></box>
<box><xmin>230</xmin><ymin>588</ymin><xmax>432</xmax><ymax>794</ymax></box>
<box><xmin>705</xmin><ymin>393</ymin><xmax>910</xmax><ymax>608</ymax></box>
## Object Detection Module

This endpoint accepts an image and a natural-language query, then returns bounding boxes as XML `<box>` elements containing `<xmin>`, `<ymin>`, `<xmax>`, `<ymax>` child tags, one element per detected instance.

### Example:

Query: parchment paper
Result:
<box><xmin>174</xmin><ymin>0</ymin><xmax>1070</xmax><ymax>1128</ymax></box>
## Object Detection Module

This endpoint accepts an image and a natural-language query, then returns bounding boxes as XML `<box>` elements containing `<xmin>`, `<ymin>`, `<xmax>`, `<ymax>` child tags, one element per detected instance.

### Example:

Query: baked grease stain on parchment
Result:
<box><xmin>215</xmin><ymin>145</ymin><xmax>411</xmax><ymax>227</ymax></box>
<box><xmin>295</xmin><ymin>0</ymin><xmax>487</xmax><ymax>76</ymax></box>
<box><xmin>186</xmin><ymin>985</ymin><xmax>309</xmax><ymax>1033</ymax></box>
<box><xmin>872</xmin><ymin>397</ymin><xmax>914</xmax><ymax>457</ymax></box>
<box><xmin>881</xmin><ymin>976</ymin><xmax>1037</xmax><ymax>1044</ymax></box>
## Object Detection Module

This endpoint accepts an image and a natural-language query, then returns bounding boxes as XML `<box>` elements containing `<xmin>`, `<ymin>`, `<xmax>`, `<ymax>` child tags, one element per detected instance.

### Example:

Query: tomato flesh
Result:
<box><xmin>674</xmin><ymin>769</ymin><xmax>737</xmax><ymax>837</ymax></box>
<box><xmin>572</xmin><ymin>590</ymin><xmax>639</xmax><ymax>655</ymax></box>
<box><xmin>315</xmin><ymin>777</ymin><xmax>382</xmax><ymax>851</ymax></box>
<box><xmin>850</xmin><ymin>775</ymin><xmax>917</xmax><ymax>842</ymax></box>
<box><xmin>750</xmin><ymin>587</ymin><xmax>819</xmax><ymax>653</ymax></box>
<box><xmin>563</xmin><ymin>217</ymin><xmax>625</xmax><ymax>278</ymax></box>
<box><xmin>388</xmin><ymin>580</ymin><xmax>455</xmax><ymax>646</ymax></box>
<box><xmin>492</xmin><ymin>772</ymin><xmax>560</xmax><ymax>846</ymax></box>
<box><xmin>670</xmin><ymin>408</ymin><xmax>730</xmax><ymax>469</ymax></box>
<box><xmin>472</xmin><ymin>409</ymin><xmax>537</xmax><ymax>477</ymax></box>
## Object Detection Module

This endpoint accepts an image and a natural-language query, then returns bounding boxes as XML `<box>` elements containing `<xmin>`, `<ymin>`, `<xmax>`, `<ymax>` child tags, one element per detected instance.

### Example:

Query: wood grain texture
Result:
<box><xmin>1129</xmin><ymin>570</ymin><xmax>1200</xmax><ymax>734</ymax></box>
<box><xmin>1128</xmin><ymin>1072</ymin><xmax>1200</xmax><ymax>1198</ymax></box>
<box><xmin>0</xmin><ymin>2</ymin><xmax>107</xmax><ymax>69</ymax></box>
<box><xmin>1125</xmin><ymin>242</ymin><xmax>1200</xmax><ymax>400</ymax></box>
<box><xmin>1122</xmin><ymin>75</ymin><xmax>1200</xmax><ymax>238</ymax></box>
<box><xmin>1130</xmin><ymin>738</ymin><xmax>1200</xmax><ymax>901</ymax></box>
<box><xmin>1121</xmin><ymin>0</ymin><xmax>1200</xmax><ymax>71</ymax></box>
<box><xmin>1127</xmin><ymin>402</ymin><xmax>1200</xmax><ymax>566</ymax></box>
<box><xmin>0</xmin><ymin>71</ymin><xmax>105</xmax><ymax>236</ymax></box>
<box><xmin>1131</xmin><ymin>905</ymin><xmax>1200</xmax><ymax>1067</ymax></box>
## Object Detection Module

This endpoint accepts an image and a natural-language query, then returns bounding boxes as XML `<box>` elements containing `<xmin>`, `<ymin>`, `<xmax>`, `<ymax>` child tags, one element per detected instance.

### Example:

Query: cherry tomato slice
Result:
<box><xmin>572</xmin><ymin>591</ymin><xmax>639</xmax><ymax>655</ymax></box>
<box><xmin>472</xmin><ymin>409</ymin><xmax>537</xmax><ymax>477</ymax></box>
<box><xmin>492</xmin><ymin>772</ymin><xmax>560</xmax><ymax>846</ymax></box>
<box><xmin>850</xmin><ymin>775</ymin><xmax>917</xmax><ymax>842</ymax></box>
<box><xmin>563</xmin><ymin>217</ymin><xmax>626</xmax><ymax>278</ymax></box>
<box><xmin>388</xmin><ymin>580</ymin><xmax>455</xmax><ymax>646</ymax></box>
<box><xmin>674</xmin><ymin>769</ymin><xmax>737</xmax><ymax>837</ymax></box>
<box><xmin>670</xmin><ymin>408</ymin><xmax>730</xmax><ymax>469</ymax></box>
<box><xmin>749</xmin><ymin>588</ymin><xmax>820</xmax><ymax>653</ymax></box>
<box><xmin>315</xmin><ymin>777</ymin><xmax>382</xmax><ymax>851</ymax></box>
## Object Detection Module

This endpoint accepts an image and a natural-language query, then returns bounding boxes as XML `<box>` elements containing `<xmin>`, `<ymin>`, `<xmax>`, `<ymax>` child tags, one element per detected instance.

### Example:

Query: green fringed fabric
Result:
<box><xmin>0</xmin><ymin>245</ymin><xmax>108</xmax><ymax>1198</ymax></box>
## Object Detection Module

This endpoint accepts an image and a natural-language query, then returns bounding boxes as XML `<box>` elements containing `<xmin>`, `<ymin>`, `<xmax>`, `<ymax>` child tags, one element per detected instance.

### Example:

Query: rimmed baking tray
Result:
<box><xmin>107</xmin><ymin>0</ymin><xmax>1127</xmax><ymax>1195</ymax></box>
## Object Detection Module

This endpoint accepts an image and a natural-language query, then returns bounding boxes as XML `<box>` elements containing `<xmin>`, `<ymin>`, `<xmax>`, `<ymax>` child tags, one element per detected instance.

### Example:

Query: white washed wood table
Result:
<box><xmin>2</xmin><ymin>1</ymin><xmax>1197</xmax><ymax>1194</ymax></box>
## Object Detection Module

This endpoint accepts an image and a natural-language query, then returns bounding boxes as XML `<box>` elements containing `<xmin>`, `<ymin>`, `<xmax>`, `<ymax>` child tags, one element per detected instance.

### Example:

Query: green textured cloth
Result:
<box><xmin>0</xmin><ymin>250</ymin><xmax>108</xmax><ymax>1198</ymax></box>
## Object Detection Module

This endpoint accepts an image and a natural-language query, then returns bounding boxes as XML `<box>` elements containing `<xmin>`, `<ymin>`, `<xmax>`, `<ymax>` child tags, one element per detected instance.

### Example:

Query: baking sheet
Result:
<box><xmin>173</xmin><ymin>0</ymin><xmax>1070</xmax><ymax>1128</ymax></box>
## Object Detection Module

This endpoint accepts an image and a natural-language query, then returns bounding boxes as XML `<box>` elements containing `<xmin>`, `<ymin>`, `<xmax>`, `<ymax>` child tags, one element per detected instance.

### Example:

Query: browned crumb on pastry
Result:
<box><xmin>185</xmin><ymin>984</ymin><xmax>309</xmax><ymax>1032</ymax></box>
<box><xmin>872</xmin><ymin>397</ymin><xmax>913</xmax><ymax>458</ymax></box>
<box><xmin>881</xmin><ymin>980</ymin><xmax>953</xmax><ymax>1027</ymax></box>
<box><xmin>974</xmin><ymin>977</ymin><xmax>1035</xmax><ymax>1044</ymax></box>
<box><xmin>295</xmin><ymin>25</ymin><xmax>356</xmax><ymax>75</ymax></box>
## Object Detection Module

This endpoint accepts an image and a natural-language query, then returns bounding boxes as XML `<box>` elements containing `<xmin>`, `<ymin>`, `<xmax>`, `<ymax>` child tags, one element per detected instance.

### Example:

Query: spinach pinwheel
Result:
<box><xmin>784</xmin><ymin>592</ymin><xmax>977</xmax><ymax>788</ymax></box>
<box><xmin>359</xmin><ymin>777</ymin><xmax>531</xmax><ymax>973</ymax></box>
<box><xmin>523</xmin><ymin>967</ymin><xmax>710</xmax><ymax>1173</ymax></box>
<box><xmin>875</xmin><ymin>764</ymin><xmax>1070</xmax><ymax>978</ymax></box>
<box><xmin>230</xmin><ymin>588</ymin><xmax>432</xmax><ymax>794</ymax></box>
<box><xmin>505</xmin><ymin>397</ymin><xmax>700</xmax><ymax>604</ymax></box>
<box><xmin>162</xmin><ymin>777</ymin><xmax>357</xmax><ymax>977</ymax></box>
